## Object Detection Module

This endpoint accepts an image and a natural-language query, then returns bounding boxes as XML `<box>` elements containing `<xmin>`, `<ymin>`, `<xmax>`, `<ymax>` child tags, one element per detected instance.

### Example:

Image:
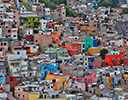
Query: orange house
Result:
<box><xmin>45</xmin><ymin>74</ymin><xmax>69</xmax><ymax>91</ymax></box>
<box><xmin>80</xmin><ymin>26</ymin><xmax>97</xmax><ymax>34</ymax></box>
<box><xmin>108</xmin><ymin>76</ymin><xmax>112</xmax><ymax>89</ymax></box>
<box><xmin>47</xmin><ymin>31</ymin><xmax>61</xmax><ymax>40</ymax></box>
<box><xmin>15</xmin><ymin>90</ymin><xmax>29</xmax><ymax>100</ymax></box>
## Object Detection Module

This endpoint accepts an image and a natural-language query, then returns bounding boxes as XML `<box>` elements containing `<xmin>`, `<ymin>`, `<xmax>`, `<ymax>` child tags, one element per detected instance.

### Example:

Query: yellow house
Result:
<box><xmin>45</xmin><ymin>74</ymin><xmax>69</xmax><ymax>91</ymax></box>
<box><xmin>88</xmin><ymin>47</ymin><xmax>101</xmax><ymax>55</ymax></box>
<box><xmin>37</xmin><ymin>98</ymin><xmax>66</xmax><ymax>100</ymax></box>
<box><xmin>54</xmin><ymin>25</ymin><xmax>60</xmax><ymax>30</ymax></box>
<box><xmin>29</xmin><ymin>92</ymin><xmax>66</xmax><ymax>100</ymax></box>
<box><xmin>29</xmin><ymin>93</ymin><xmax>39</xmax><ymax>100</ymax></box>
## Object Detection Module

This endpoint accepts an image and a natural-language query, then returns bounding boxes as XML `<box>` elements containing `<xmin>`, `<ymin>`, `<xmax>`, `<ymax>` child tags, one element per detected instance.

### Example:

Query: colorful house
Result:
<box><xmin>85</xmin><ymin>37</ymin><xmax>93</xmax><ymax>52</ymax></box>
<box><xmin>85</xmin><ymin>73</ymin><xmax>97</xmax><ymax>88</ymax></box>
<box><xmin>45</xmin><ymin>74</ymin><xmax>69</xmax><ymax>91</ymax></box>
<box><xmin>54</xmin><ymin>25</ymin><xmax>60</xmax><ymax>30</ymax></box>
<box><xmin>46</xmin><ymin>22</ymin><xmax>56</xmax><ymax>28</ymax></box>
<box><xmin>0</xmin><ymin>59</ymin><xmax>6</xmax><ymax>71</ymax></box>
<box><xmin>93</xmin><ymin>59</ymin><xmax>102</xmax><ymax>69</ymax></box>
<box><xmin>38</xmin><ymin>63</ymin><xmax>59</xmax><ymax>80</ymax></box>
<box><xmin>65</xmin><ymin>42</ymin><xmax>81</xmax><ymax>56</ymax></box>
<box><xmin>48</xmin><ymin>31</ymin><xmax>61</xmax><ymax>40</ymax></box>
<box><xmin>93</xmin><ymin>2</ymin><xmax>99</xmax><ymax>9</ymax></box>
<box><xmin>93</xmin><ymin>39</ymin><xmax>98</xmax><ymax>47</ymax></box>
<box><xmin>105</xmin><ymin>51</ymin><xmax>125</xmax><ymax>67</ymax></box>
<box><xmin>6</xmin><ymin>75</ymin><xmax>22</xmax><ymax>91</ymax></box>
<box><xmin>88</xmin><ymin>56</ymin><xmax>94</xmax><ymax>69</ymax></box>
<box><xmin>0</xmin><ymin>72</ymin><xmax>5</xmax><ymax>84</ymax></box>
<box><xmin>20</xmin><ymin>15</ymin><xmax>40</xmax><ymax>28</ymax></box>
<box><xmin>88</xmin><ymin>47</ymin><xmax>101</xmax><ymax>55</ymax></box>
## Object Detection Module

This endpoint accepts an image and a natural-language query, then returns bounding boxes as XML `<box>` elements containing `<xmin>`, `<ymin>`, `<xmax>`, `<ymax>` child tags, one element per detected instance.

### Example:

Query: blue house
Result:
<box><xmin>45</xmin><ymin>15</ymin><xmax>50</xmax><ymax>20</ymax></box>
<box><xmin>88</xmin><ymin>57</ymin><xmax>94</xmax><ymax>69</ymax></box>
<box><xmin>0</xmin><ymin>60</ymin><xmax>6</xmax><ymax>71</ymax></box>
<box><xmin>93</xmin><ymin>39</ymin><xmax>98</xmax><ymax>47</ymax></box>
<box><xmin>0</xmin><ymin>72</ymin><xmax>6</xmax><ymax>84</ymax></box>
<box><xmin>38</xmin><ymin>63</ymin><xmax>59</xmax><ymax>80</ymax></box>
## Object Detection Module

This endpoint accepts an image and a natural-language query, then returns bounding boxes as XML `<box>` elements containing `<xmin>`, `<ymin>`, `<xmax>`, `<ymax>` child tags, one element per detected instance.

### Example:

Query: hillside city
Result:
<box><xmin>1</xmin><ymin>0</ymin><xmax>128</xmax><ymax>100</ymax></box>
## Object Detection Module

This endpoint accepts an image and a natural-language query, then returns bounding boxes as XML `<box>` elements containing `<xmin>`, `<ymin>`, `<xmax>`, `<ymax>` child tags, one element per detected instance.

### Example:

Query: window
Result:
<box><xmin>78</xmin><ymin>47</ymin><xmax>80</xmax><ymax>49</ymax></box>
<box><xmin>113</xmin><ymin>58</ymin><xmax>115</xmax><ymax>62</ymax></box>
<box><xmin>88</xmin><ymin>79</ymin><xmax>90</xmax><ymax>83</ymax></box>
<box><xmin>68</xmin><ymin>47</ymin><xmax>70</xmax><ymax>49</ymax></box>
<box><xmin>16</xmin><ymin>78</ymin><xmax>20</xmax><ymax>81</ymax></box>
<box><xmin>13</xmin><ymin>35</ymin><xmax>16</xmax><ymax>37</ymax></box>
<box><xmin>106</xmin><ymin>63</ymin><xmax>108</xmax><ymax>65</ymax></box>
<box><xmin>8</xmin><ymin>30</ymin><xmax>11</xmax><ymax>32</ymax></box>
<box><xmin>33</xmin><ymin>46</ymin><xmax>36</xmax><ymax>49</ymax></box>
<box><xmin>17</xmin><ymin>52</ymin><xmax>20</xmax><ymax>55</ymax></box>
<box><xmin>106</xmin><ymin>58</ymin><xmax>108</xmax><ymax>61</ymax></box>
<box><xmin>121</xmin><ymin>53</ymin><xmax>123</xmax><ymax>55</ymax></box>
<box><xmin>83</xmin><ymin>44</ymin><xmax>85</xmax><ymax>48</ymax></box>
<box><xmin>85</xmin><ymin>63</ymin><xmax>87</xmax><ymax>65</ymax></box>
<box><xmin>13</xmin><ymin>16</ymin><xmax>15</xmax><ymax>18</ymax></box>
<box><xmin>18</xmin><ymin>94</ymin><xmax>20</xmax><ymax>97</ymax></box>
<box><xmin>59</xmin><ymin>14</ymin><xmax>61</xmax><ymax>16</ymax></box>
<box><xmin>85</xmin><ymin>78</ymin><xmax>87</xmax><ymax>81</ymax></box>
<box><xmin>36</xmin><ymin>40</ymin><xmax>38</xmax><ymax>42</ymax></box>
<box><xmin>18</xmin><ymin>88</ymin><xmax>20</xmax><ymax>91</ymax></box>
<box><xmin>85</xmin><ymin>58</ymin><xmax>87</xmax><ymax>60</ymax></box>
<box><xmin>23</xmin><ymin>95</ymin><xmax>25</xmax><ymax>98</ymax></box>
<box><xmin>118</xmin><ymin>58</ymin><xmax>120</xmax><ymax>61</ymax></box>
<box><xmin>74</xmin><ymin>47</ymin><xmax>76</xmax><ymax>49</ymax></box>
<box><xmin>14</xmin><ymin>11</ymin><xmax>15</xmax><ymax>13</ymax></box>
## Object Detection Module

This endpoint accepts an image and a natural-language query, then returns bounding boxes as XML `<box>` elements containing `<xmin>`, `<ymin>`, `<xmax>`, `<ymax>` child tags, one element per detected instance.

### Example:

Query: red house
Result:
<box><xmin>65</xmin><ymin>42</ymin><xmax>81</xmax><ymax>56</ymax></box>
<box><xmin>54</xmin><ymin>39</ymin><xmax>81</xmax><ymax>56</ymax></box>
<box><xmin>105</xmin><ymin>51</ymin><xmax>125</xmax><ymax>67</ymax></box>
<box><xmin>6</xmin><ymin>75</ymin><xmax>22</xmax><ymax>91</ymax></box>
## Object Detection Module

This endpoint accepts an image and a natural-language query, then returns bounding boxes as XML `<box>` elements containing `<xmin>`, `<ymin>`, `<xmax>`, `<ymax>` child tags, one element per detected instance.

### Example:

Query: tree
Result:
<box><xmin>100</xmin><ymin>49</ymin><xmax>108</xmax><ymax>59</ymax></box>
<box><xmin>100</xmin><ymin>0</ymin><xmax>111</xmax><ymax>7</ymax></box>
<box><xmin>104</xmin><ymin>17</ymin><xmax>109</xmax><ymax>23</ymax></box>
<box><xmin>65</xmin><ymin>7</ymin><xmax>73</xmax><ymax>17</ymax></box>
<box><xmin>122</xmin><ymin>8</ymin><xmax>128</xmax><ymax>14</ymax></box>
<box><xmin>109</xmin><ymin>0</ymin><xmax>119</xmax><ymax>8</ymax></box>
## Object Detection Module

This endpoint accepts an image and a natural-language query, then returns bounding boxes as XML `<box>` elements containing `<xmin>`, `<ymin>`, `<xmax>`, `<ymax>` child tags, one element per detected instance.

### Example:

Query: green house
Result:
<box><xmin>20</xmin><ymin>15</ymin><xmax>40</xmax><ymax>28</ymax></box>
<box><xmin>85</xmin><ymin>37</ymin><xmax>93</xmax><ymax>52</ymax></box>
<box><xmin>93</xmin><ymin>2</ymin><xmax>99</xmax><ymax>9</ymax></box>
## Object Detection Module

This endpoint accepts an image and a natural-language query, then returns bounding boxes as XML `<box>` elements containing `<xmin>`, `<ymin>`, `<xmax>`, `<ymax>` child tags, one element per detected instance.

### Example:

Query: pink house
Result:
<box><xmin>11</xmin><ymin>28</ymin><xmax>18</xmax><ymax>40</ymax></box>
<box><xmin>93</xmin><ymin>59</ymin><xmax>102</xmax><ymax>69</ymax></box>
<box><xmin>85</xmin><ymin>74</ymin><xmax>97</xmax><ymax>88</ymax></box>
<box><xmin>46</xmin><ymin>22</ymin><xmax>56</xmax><ymax>28</ymax></box>
<box><xmin>71</xmin><ymin>73</ymin><xmax>97</xmax><ymax>88</ymax></box>
<box><xmin>97</xmin><ymin>37</ymin><xmax>102</xmax><ymax>45</ymax></box>
<box><xmin>123</xmin><ymin>58</ymin><xmax>128</xmax><ymax>66</ymax></box>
